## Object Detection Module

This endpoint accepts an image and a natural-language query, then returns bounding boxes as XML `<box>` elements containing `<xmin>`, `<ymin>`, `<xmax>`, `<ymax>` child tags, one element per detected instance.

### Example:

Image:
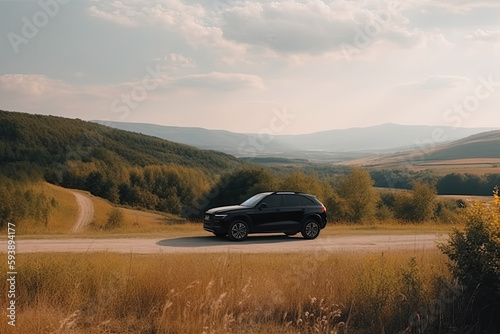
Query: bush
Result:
<box><xmin>439</xmin><ymin>191</ymin><xmax>500</xmax><ymax>332</ymax></box>
<box><xmin>394</xmin><ymin>182</ymin><xmax>436</xmax><ymax>222</ymax></box>
<box><xmin>105</xmin><ymin>208</ymin><xmax>124</xmax><ymax>229</ymax></box>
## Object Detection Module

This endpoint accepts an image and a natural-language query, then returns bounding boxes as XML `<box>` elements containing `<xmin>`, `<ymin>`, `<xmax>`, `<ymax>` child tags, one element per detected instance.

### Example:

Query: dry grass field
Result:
<box><xmin>0</xmin><ymin>249</ymin><xmax>455</xmax><ymax>334</ymax></box>
<box><xmin>11</xmin><ymin>183</ymin><xmax>79</xmax><ymax>235</ymax></box>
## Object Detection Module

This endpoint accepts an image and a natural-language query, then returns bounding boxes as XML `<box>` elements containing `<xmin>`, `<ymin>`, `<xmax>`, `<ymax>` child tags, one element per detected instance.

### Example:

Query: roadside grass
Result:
<box><xmin>0</xmin><ymin>249</ymin><xmax>455</xmax><ymax>334</ymax></box>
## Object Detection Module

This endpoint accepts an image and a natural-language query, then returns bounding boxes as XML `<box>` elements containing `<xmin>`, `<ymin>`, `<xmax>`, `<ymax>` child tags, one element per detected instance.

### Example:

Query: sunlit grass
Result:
<box><xmin>13</xmin><ymin>182</ymin><xmax>78</xmax><ymax>235</ymax></box>
<box><xmin>0</xmin><ymin>249</ymin><xmax>452</xmax><ymax>333</ymax></box>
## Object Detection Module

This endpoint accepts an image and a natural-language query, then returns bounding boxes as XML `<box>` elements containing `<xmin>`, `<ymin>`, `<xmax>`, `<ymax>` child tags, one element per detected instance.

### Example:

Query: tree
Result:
<box><xmin>411</xmin><ymin>181</ymin><xmax>437</xmax><ymax>222</ymax></box>
<box><xmin>394</xmin><ymin>182</ymin><xmax>436</xmax><ymax>222</ymax></box>
<box><xmin>280</xmin><ymin>171</ymin><xmax>324</xmax><ymax>197</ymax></box>
<box><xmin>337</xmin><ymin>167</ymin><xmax>380</xmax><ymax>223</ymax></box>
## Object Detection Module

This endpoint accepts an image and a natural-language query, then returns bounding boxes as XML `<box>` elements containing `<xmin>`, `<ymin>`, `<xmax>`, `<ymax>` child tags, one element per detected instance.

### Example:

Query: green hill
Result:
<box><xmin>0</xmin><ymin>110</ymin><xmax>242</xmax><ymax>171</ymax></box>
<box><xmin>0</xmin><ymin>110</ymin><xmax>244</xmax><ymax>216</ymax></box>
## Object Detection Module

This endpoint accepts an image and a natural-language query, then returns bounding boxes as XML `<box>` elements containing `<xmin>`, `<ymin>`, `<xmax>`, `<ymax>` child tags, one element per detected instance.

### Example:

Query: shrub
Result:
<box><xmin>439</xmin><ymin>189</ymin><xmax>500</xmax><ymax>332</ymax></box>
<box><xmin>105</xmin><ymin>208</ymin><xmax>124</xmax><ymax>229</ymax></box>
<box><xmin>394</xmin><ymin>182</ymin><xmax>437</xmax><ymax>222</ymax></box>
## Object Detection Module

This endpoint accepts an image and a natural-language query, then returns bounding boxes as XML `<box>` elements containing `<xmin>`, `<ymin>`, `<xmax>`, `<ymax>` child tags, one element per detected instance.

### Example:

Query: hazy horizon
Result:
<box><xmin>2</xmin><ymin>0</ymin><xmax>500</xmax><ymax>135</ymax></box>
<box><xmin>92</xmin><ymin>119</ymin><xmax>499</xmax><ymax>136</ymax></box>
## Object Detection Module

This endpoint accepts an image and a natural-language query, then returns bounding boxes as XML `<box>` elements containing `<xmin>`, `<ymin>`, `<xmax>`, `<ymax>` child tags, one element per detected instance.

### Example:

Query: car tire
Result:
<box><xmin>228</xmin><ymin>219</ymin><xmax>248</xmax><ymax>241</ymax></box>
<box><xmin>301</xmin><ymin>219</ymin><xmax>320</xmax><ymax>239</ymax></box>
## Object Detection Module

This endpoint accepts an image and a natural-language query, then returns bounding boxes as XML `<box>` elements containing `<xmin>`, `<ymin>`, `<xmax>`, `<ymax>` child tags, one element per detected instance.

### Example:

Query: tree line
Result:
<box><xmin>191</xmin><ymin>166</ymin><xmax>455</xmax><ymax>223</ymax></box>
<box><xmin>370</xmin><ymin>169</ymin><xmax>500</xmax><ymax>196</ymax></box>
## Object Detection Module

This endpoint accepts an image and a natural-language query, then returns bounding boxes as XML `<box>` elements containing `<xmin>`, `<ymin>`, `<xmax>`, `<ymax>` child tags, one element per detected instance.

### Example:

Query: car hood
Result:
<box><xmin>206</xmin><ymin>205</ymin><xmax>248</xmax><ymax>214</ymax></box>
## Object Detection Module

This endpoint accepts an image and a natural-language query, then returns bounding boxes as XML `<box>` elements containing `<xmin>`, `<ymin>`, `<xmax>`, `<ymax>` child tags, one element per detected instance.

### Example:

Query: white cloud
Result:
<box><xmin>421</xmin><ymin>0</ymin><xmax>500</xmax><ymax>13</ymax></box>
<box><xmin>173</xmin><ymin>72</ymin><xmax>264</xmax><ymax>90</ymax></box>
<box><xmin>466</xmin><ymin>29</ymin><xmax>500</xmax><ymax>41</ymax></box>
<box><xmin>220</xmin><ymin>0</ymin><xmax>427</xmax><ymax>56</ymax></box>
<box><xmin>88</xmin><ymin>1</ymin><xmax>144</xmax><ymax>26</ymax></box>
<box><xmin>0</xmin><ymin>74</ymin><xmax>72</xmax><ymax>96</ymax></box>
<box><xmin>399</xmin><ymin>75</ymin><xmax>470</xmax><ymax>90</ymax></box>
<box><xmin>0</xmin><ymin>74</ymin><xmax>114</xmax><ymax>118</ymax></box>
<box><xmin>86</xmin><ymin>0</ymin><xmax>434</xmax><ymax>61</ymax></box>
<box><xmin>0</xmin><ymin>71</ymin><xmax>264</xmax><ymax>105</ymax></box>
<box><xmin>88</xmin><ymin>0</ymin><xmax>245</xmax><ymax>62</ymax></box>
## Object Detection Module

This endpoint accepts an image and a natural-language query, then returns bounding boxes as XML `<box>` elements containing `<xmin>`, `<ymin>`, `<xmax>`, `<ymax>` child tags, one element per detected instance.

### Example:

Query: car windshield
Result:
<box><xmin>240</xmin><ymin>193</ymin><xmax>270</xmax><ymax>207</ymax></box>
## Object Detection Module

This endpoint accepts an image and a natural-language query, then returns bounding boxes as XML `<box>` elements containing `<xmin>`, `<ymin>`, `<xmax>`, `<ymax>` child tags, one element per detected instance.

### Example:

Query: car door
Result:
<box><xmin>248</xmin><ymin>194</ymin><xmax>283</xmax><ymax>232</ymax></box>
<box><xmin>280</xmin><ymin>195</ymin><xmax>306</xmax><ymax>231</ymax></box>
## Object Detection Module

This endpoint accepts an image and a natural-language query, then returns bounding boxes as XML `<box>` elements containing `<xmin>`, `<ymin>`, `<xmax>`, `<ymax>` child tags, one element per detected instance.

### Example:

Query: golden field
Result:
<box><xmin>0</xmin><ymin>249</ymin><xmax>455</xmax><ymax>334</ymax></box>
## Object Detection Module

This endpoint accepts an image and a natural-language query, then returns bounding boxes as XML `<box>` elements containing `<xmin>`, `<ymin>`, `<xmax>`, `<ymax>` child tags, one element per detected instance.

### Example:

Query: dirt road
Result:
<box><xmin>5</xmin><ymin>233</ymin><xmax>444</xmax><ymax>254</ymax></box>
<box><xmin>71</xmin><ymin>191</ymin><xmax>94</xmax><ymax>233</ymax></box>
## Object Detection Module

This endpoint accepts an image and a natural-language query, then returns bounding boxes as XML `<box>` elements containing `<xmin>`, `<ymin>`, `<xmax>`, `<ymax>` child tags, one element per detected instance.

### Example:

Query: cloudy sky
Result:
<box><xmin>1</xmin><ymin>0</ymin><xmax>500</xmax><ymax>135</ymax></box>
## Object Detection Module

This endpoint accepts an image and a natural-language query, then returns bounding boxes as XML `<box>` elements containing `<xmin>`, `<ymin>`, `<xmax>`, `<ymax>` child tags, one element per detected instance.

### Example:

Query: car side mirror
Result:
<box><xmin>259</xmin><ymin>203</ymin><xmax>267</xmax><ymax>210</ymax></box>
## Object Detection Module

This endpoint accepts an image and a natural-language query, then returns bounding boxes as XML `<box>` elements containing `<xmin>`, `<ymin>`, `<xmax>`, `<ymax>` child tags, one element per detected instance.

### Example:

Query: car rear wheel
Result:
<box><xmin>228</xmin><ymin>220</ymin><xmax>248</xmax><ymax>241</ymax></box>
<box><xmin>301</xmin><ymin>219</ymin><xmax>320</xmax><ymax>239</ymax></box>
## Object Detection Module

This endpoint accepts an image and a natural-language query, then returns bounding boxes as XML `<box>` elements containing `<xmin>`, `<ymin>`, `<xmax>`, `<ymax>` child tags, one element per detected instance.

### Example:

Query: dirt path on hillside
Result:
<box><xmin>7</xmin><ymin>234</ymin><xmax>444</xmax><ymax>254</ymax></box>
<box><xmin>71</xmin><ymin>191</ymin><xmax>94</xmax><ymax>233</ymax></box>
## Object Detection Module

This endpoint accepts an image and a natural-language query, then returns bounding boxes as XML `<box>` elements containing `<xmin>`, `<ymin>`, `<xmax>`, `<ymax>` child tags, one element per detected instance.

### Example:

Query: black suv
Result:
<box><xmin>203</xmin><ymin>192</ymin><xmax>327</xmax><ymax>241</ymax></box>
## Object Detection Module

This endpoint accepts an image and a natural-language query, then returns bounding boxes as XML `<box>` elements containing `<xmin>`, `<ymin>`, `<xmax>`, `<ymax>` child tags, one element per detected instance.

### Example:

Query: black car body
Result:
<box><xmin>203</xmin><ymin>192</ymin><xmax>327</xmax><ymax>241</ymax></box>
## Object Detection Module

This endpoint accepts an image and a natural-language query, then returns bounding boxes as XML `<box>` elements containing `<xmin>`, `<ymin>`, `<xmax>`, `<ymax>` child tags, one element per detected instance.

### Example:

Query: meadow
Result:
<box><xmin>0</xmin><ymin>249</ymin><xmax>457</xmax><ymax>334</ymax></box>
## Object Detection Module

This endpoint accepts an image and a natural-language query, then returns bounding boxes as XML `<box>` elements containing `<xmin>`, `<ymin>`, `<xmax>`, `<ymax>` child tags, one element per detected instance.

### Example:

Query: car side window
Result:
<box><xmin>283</xmin><ymin>195</ymin><xmax>303</xmax><ymax>207</ymax></box>
<box><xmin>261</xmin><ymin>194</ymin><xmax>281</xmax><ymax>208</ymax></box>
<box><xmin>300</xmin><ymin>196</ymin><xmax>316</xmax><ymax>206</ymax></box>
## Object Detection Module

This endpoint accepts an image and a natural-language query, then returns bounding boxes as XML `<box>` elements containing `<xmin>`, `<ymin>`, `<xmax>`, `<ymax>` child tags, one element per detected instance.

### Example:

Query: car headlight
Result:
<box><xmin>214</xmin><ymin>214</ymin><xmax>228</xmax><ymax>220</ymax></box>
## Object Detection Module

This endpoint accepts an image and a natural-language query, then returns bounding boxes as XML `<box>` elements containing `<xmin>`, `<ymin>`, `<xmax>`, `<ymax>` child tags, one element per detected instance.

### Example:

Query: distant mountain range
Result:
<box><xmin>93</xmin><ymin>121</ymin><xmax>498</xmax><ymax>161</ymax></box>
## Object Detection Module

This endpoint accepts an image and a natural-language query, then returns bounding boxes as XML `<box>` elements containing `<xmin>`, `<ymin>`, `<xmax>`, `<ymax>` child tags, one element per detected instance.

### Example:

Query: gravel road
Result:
<box><xmin>71</xmin><ymin>191</ymin><xmax>94</xmax><ymax>233</ymax></box>
<box><xmin>2</xmin><ymin>233</ymin><xmax>444</xmax><ymax>254</ymax></box>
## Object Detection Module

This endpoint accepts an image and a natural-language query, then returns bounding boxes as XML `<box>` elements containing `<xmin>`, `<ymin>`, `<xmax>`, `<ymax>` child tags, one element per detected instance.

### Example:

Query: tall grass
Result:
<box><xmin>0</xmin><ymin>250</ymin><xmax>454</xmax><ymax>333</ymax></box>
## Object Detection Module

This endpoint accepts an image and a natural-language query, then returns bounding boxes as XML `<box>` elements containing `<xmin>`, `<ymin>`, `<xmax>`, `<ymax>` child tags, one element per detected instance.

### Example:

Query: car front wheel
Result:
<box><xmin>228</xmin><ymin>220</ymin><xmax>248</xmax><ymax>241</ymax></box>
<box><xmin>301</xmin><ymin>219</ymin><xmax>320</xmax><ymax>239</ymax></box>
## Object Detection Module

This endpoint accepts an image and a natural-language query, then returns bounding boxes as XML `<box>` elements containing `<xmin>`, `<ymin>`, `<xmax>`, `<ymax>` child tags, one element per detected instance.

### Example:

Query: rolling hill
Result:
<box><xmin>0</xmin><ymin>110</ymin><xmax>242</xmax><ymax>172</ymax></box>
<box><xmin>343</xmin><ymin>129</ymin><xmax>500</xmax><ymax>173</ymax></box>
<box><xmin>423</xmin><ymin>130</ymin><xmax>500</xmax><ymax>161</ymax></box>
